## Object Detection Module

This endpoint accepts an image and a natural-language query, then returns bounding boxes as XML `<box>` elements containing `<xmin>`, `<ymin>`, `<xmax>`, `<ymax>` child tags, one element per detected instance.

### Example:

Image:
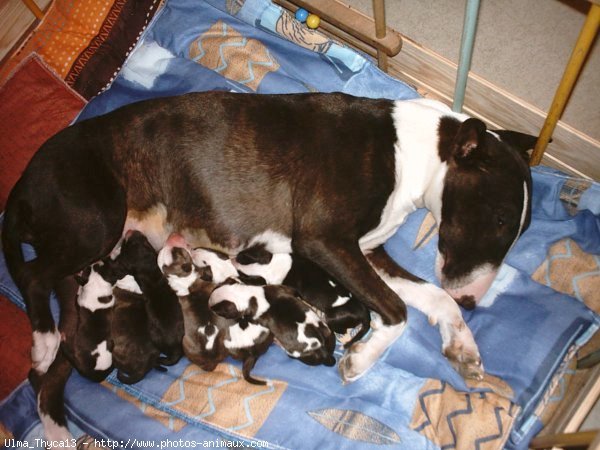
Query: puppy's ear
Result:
<box><xmin>211</xmin><ymin>300</ymin><xmax>241</xmax><ymax>320</ymax></box>
<box><xmin>75</xmin><ymin>266</ymin><xmax>92</xmax><ymax>286</ymax></box>
<box><xmin>198</xmin><ymin>265</ymin><xmax>213</xmax><ymax>282</ymax></box>
<box><xmin>491</xmin><ymin>129</ymin><xmax>540</xmax><ymax>163</ymax></box>
<box><xmin>453</xmin><ymin>118</ymin><xmax>487</xmax><ymax>159</ymax></box>
<box><xmin>236</xmin><ymin>246</ymin><xmax>273</xmax><ymax>265</ymax></box>
<box><xmin>237</xmin><ymin>272</ymin><xmax>266</xmax><ymax>286</ymax></box>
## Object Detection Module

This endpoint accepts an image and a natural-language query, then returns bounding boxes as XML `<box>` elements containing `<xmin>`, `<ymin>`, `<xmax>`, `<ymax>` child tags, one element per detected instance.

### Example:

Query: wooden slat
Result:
<box><xmin>273</xmin><ymin>0</ymin><xmax>402</xmax><ymax>56</ymax></box>
<box><xmin>537</xmin><ymin>332</ymin><xmax>600</xmax><ymax>438</ymax></box>
<box><xmin>0</xmin><ymin>0</ymin><xmax>51</xmax><ymax>65</ymax></box>
<box><xmin>530</xmin><ymin>430</ymin><xmax>598</xmax><ymax>449</ymax></box>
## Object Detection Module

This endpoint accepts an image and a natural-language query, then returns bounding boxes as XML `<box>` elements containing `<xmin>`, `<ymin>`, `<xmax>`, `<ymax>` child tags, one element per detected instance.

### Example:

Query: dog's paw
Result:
<box><xmin>40</xmin><ymin>414</ymin><xmax>73</xmax><ymax>441</ymax></box>
<box><xmin>338</xmin><ymin>321</ymin><xmax>405</xmax><ymax>384</ymax></box>
<box><xmin>338</xmin><ymin>344</ymin><xmax>373</xmax><ymax>383</ymax></box>
<box><xmin>443</xmin><ymin>333</ymin><xmax>484</xmax><ymax>380</ymax></box>
<box><xmin>31</xmin><ymin>329</ymin><xmax>61</xmax><ymax>374</ymax></box>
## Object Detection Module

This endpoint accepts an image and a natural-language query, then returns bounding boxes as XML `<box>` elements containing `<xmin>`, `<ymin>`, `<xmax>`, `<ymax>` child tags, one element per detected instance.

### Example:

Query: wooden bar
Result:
<box><xmin>530</xmin><ymin>430</ymin><xmax>598</xmax><ymax>449</ymax></box>
<box><xmin>530</xmin><ymin>3</ymin><xmax>600</xmax><ymax>166</ymax></box>
<box><xmin>21</xmin><ymin>0</ymin><xmax>44</xmax><ymax>20</ymax></box>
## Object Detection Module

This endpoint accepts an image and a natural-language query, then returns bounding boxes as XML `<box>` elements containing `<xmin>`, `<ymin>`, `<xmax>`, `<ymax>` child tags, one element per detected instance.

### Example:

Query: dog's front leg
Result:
<box><xmin>367</xmin><ymin>247</ymin><xmax>483</xmax><ymax>380</ymax></box>
<box><xmin>294</xmin><ymin>238</ymin><xmax>407</xmax><ymax>383</ymax></box>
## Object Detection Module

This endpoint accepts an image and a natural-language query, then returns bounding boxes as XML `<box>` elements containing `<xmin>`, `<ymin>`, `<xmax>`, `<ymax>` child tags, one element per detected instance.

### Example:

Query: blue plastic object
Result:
<box><xmin>295</xmin><ymin>7</ymin><xmax>309</xmax><ymax>23</ymax></box>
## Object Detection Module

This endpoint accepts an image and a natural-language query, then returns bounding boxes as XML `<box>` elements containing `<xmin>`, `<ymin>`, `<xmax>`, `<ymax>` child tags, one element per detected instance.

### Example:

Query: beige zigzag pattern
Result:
<box><xmin>411</xmin><ymin>376</ymin><xmax>518</xmax><ymax>450</ymax></box>
<box><xmin>189</xmin><ymin>21</ymin><xmax>280</xmax><ymax>91</ymax></box>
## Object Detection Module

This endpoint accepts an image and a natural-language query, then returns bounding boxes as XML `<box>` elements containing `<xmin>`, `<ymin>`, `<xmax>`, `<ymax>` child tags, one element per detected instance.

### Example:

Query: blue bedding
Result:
<box><xmin>1</xmin><ymin>1</ymin><xmax>599</xmax><ymax>449</ymax></box>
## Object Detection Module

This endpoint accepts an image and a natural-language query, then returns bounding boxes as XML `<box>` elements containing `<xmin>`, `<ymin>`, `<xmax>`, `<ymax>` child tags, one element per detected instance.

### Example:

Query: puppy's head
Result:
<box><xmin>117</xmin><ymin>230</ymin><xmax>158</xmax><ymax>274</ymax></box>
<box><xmin>76</xmin><ymin>261</ymin><xmax>118</xmax><ymax>311</ymax></box>
<box><xmin>234</xmin><ymin>244</ymin><xmax>292</xmax><ymax>285</ymax></box>
<box><xmin>262</xmin><ymin>285</ymin><xmax>336</xmax><ymax>367</ymax></box>
<box><xmin>158</xmin><ymin>236</ymin><xmax>213</xmax><ymax>296</ymax></box>
<box><xmin>191</xmin><ymin>247</ymin><xmax>238</xmax><ymax>284</ymax></box>
<box><xmin>208</xmin><ymin>282</ymin><xmax>270</xmax><ymax>321</ymax></box>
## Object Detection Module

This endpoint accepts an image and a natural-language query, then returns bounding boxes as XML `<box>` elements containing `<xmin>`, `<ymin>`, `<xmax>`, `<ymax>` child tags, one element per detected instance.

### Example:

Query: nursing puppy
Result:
<box><xmin>111</xmin><ymin>275</ymin><xmax>162</xmax><ymax>384</ymax></box>
<box><xmin>235</xmin><ymin>245</ymin><xmax>371</xmax><ymax>346</ymax></box>
<box><xmin>115</xmin><ymin>230</ymin><xmax>184</xmax><ymax>366</ymax></box>
<box><xmin>210</xmin><ymin>282</ymin><xmax>336</xmax><ymax>367</ymax></box>
<box><xmin>59</xmin><ymin>262</ymin><xmax>119</xmax><ymax>382</ymax></box>
<box><xmin>158</xmin><ymin>235</ymin><xmax>272</xmax><ymax>385</ymax></box>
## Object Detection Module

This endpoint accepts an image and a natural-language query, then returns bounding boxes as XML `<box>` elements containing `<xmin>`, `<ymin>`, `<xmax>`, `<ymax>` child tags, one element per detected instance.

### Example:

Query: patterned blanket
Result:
<box><xmin>1</xmin><ymin>1</ymin><xmax>598</xmax><ymax>449</ymax></box>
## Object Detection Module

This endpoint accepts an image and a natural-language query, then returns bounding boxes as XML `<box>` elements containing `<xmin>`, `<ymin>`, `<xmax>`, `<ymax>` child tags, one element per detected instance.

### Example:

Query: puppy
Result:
<box><xmin>235</xmin><ymin>246</ymin><xmax>370</xmax><ymax>346</ymax></box>
<box><xmin>115</xmin><ymin>230</ymin><xmax>184</xmax><ymax>365</ymax></box>
<box><xmin>60</xmin><ymin>261</ymin><xmax>120</xmax><ymax>382</ymax></box>
<box><xmin>158</xmin><ymin>236</ymin><xmax>272</xmax><ymax>385</ymax></box>
<box><xmin>210</xmin><ymin>282</ymin><xmax>336</xmax><ymax>367</ymax></box>
<box><xmin>110</xmin><ymin>275</ymin><xmax>162</xmax><ymax>384</ymax></box>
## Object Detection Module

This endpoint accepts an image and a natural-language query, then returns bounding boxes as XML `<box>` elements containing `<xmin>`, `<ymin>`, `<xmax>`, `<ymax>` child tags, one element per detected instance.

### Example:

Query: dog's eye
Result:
<box><xmin>496</xmin><ymin>216</ymin><xmax>506</xmax><ymax>227</ymax></box>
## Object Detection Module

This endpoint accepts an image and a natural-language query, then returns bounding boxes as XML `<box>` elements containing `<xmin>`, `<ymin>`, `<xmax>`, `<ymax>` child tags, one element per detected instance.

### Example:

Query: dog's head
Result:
<box><xmin>435</xmin><ymin>117</ymin><xmax>536</xmax><ymax>307</ymax></box>
<box><xmin>75</xmin><ymin>262</ymin><xmax>119</xmax><ymax>311</ymax></box>
<box><xmin>263</xmin><ymin>285</ymin><xmax>336</xmax><ymax>367</ymax></box>
<box><xmin>191</xmin><ymin>247</ymin><xmax>238</xmax><ymax>284</ymax></box>
<box><xmin>233</xmin><ymin>244</ymin><xmax>292</xmax><ymax>285</ymax></box>
<box><xmin>117</xmin><ymin>230</ymin><xmax>158</xmax><ymax>274</ymax></box>
<box><xmin>158</xmin><ymin>234</ymin><xmax>213</xmax><ymax>296</ymax></box>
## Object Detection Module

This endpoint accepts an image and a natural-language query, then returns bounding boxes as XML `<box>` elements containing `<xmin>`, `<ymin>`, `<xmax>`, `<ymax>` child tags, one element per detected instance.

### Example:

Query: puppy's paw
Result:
<box><xmin>31</xmin><ymin>329</ymin><xmax>61</xmax><ymax>374</ymax></box>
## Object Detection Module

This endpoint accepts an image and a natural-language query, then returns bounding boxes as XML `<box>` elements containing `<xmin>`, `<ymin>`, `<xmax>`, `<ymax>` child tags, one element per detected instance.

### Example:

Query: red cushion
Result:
<box><xmin>0</xmin><ymin>296</ymin><xmax>32</xmax><ymax>399</ymax></box>
<box><xmin>0</xmin><ymin>54</ymin><xmax>86</xmax><ymax>209</ymax></box>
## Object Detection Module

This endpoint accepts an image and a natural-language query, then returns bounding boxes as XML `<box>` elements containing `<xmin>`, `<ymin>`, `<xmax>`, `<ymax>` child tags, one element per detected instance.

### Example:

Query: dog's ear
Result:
<box><xmin>237</xmin><ymin>272</ymin><xmax>266</xmax><ymax>286</ymax></box>
<box><xmin>198</xmin><ymin>265</ymin><xmax>213</xmax><ymax>282</ymax></box>
<box><xmin>75</xmin><ymin>266</ymin><xmax>92</xmax><ymax>286</ymax></box>
<box><xmin>211</xmin><ymin>300</ymin><xmax>242</xmax><ymax>320</ymax></box>
<box><xmin>236</xmin><ymin>246</ymin><xmax>273</xmax><ymax>265</ymax></box>
<box><xmin>491</xmin><ymin>129</ymin><xmax>540</xmax><ymax>163</ymax></box>
<box><xmin>453</xmin><ymin>118</ymin><xmax>487</xmax><ymax>159</ymax></box>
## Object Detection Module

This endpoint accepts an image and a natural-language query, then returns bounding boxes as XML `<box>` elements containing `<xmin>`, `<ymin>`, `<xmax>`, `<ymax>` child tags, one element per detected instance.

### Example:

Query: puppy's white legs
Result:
<box><xmin>338</xmin><ymin>317</ymin><xmax>405</xmax><ymax>383</ymax></box>
<box><xmin>31</xmin><ymin>329</ymin><xmax>61</xmax><ymax>374</ymax></box>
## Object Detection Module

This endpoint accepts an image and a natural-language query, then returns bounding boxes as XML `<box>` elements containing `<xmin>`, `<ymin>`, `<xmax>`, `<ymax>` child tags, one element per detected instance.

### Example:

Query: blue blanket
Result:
<box><xmin>1</xmin><ymin>1</ymin><xmax>598</xmax><ymax>449</ymax></box>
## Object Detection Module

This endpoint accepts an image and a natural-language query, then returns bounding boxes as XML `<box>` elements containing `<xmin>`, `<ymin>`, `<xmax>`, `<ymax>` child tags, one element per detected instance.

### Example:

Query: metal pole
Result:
<box><xmin>453</xmin><ymin>0</ymin><xmax>480</xmax><ymax>112</ymax></box>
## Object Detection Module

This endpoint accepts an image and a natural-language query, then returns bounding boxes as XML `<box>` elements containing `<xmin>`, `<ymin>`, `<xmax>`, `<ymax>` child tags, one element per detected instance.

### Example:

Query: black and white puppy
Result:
<box><xmin>115</xmin><ymin>230</ymin><xmax>184</xmax><ymax>366</ymax></box>
<box><xmin>235</xmin><ymin>245</ymin><xmax>371</xmax><ymax>346</ymax></box>
<box><xmin>158</xmin><ymin>234</ymin><xmax>272</xmax><ymax>385</ymax></box>
<box><xmin>60</xmin><ymin>261</ymin><xmax>120</xmax><ymax>382</ymax></box>
<box><xmin>210</xmin><ymin>281</ymin><xmax>336</xmax><ymax>367</ymax></box>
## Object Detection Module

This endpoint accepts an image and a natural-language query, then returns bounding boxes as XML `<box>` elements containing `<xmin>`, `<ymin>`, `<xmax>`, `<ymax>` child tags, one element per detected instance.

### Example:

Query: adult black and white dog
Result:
<box><xmin>2</xmin><ymin>92</ymin><xmax>535</xmax><ymax>438</ymax></box>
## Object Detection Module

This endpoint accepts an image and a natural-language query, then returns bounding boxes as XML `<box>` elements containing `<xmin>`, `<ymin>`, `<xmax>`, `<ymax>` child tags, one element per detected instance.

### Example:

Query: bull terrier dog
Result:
<box><xmin>3</xmin><ymin>92</ymin><xmax>536</xmax><ymax>438</ymax></box>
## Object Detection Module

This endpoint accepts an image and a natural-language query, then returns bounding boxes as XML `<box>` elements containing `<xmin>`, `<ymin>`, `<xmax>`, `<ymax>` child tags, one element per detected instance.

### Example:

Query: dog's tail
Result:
<box><xmin>1</xmin><ymin>193</ymin><xmax>31</xmax><ymax>291</ymax></box>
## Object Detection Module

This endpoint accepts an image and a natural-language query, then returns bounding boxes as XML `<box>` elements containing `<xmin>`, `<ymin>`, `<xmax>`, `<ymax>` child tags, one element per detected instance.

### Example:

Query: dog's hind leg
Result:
<box><xmin>294</xmin><ymin>237</ymin><xmax>407</xmax><ymax>383</ymax></box>
<box><xmin>367</xmin><ymin>246</ymin><xmax>483</xmax><ymax>380</ymax></box>
<box><xmin>31</xmin><ymin>351</ymin><xmax>74</xmax><ymax>441</ymax></box>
